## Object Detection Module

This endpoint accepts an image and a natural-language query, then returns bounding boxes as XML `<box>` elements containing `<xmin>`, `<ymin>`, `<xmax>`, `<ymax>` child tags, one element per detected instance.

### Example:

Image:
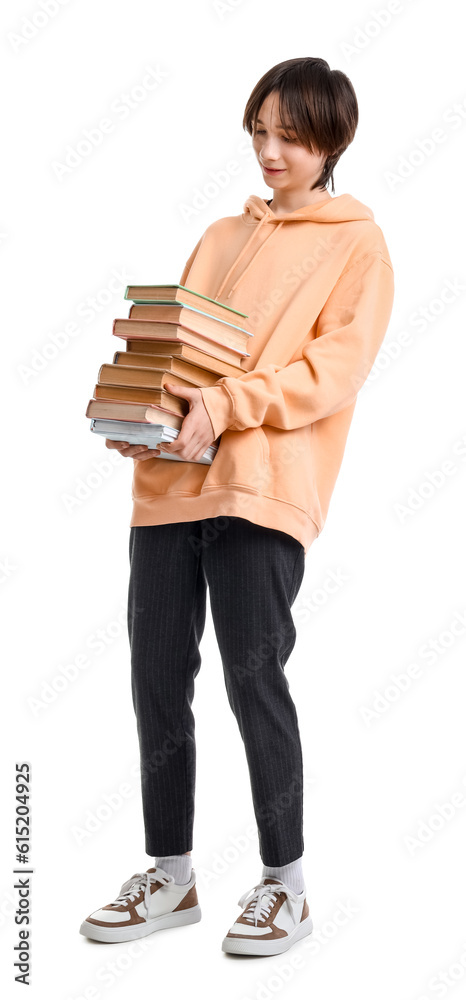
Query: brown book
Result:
<box><xmin>94</xmin><ymin>382</ymin><xmax>189</xmax><ymax>415</ymax></box>
<box><xmin>115</xmin><ymin>326</ymin><xmax>249</xmax><ymax>366</ymax></box>
<box><xmin>112</xmin><ymin>351</ymin><xmax>223</xmax><ymax>385</ymax></box>
<box><xmin>85</xmin><ymin>398</ymin><xmax>183</xmax><ymax>429</ymax></box>
<box><xmin>98</xmin><ymin>363</ymin><xmax>201</xmax><ymax>391</ymax></box>
<box><xmin>125</xmin><ymin>283</ymin><xmax>248</xmax><ymax>324</ymax></box>
<box><xmin>122</xmin><ymin>340</ymin><xmax>246</xmax><ymax>375</ymax></box>
<box><xmin>122</xmin><ymin>305</ymin><xmax>251</xmax><ymax>351</ymax></box>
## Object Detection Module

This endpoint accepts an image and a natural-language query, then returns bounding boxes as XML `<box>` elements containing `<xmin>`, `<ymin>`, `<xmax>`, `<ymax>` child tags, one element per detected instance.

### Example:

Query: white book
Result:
<box><xmin>90</xmin><ymin>418</ymin><xmax>218</xmax><ymax>465</ymax></box>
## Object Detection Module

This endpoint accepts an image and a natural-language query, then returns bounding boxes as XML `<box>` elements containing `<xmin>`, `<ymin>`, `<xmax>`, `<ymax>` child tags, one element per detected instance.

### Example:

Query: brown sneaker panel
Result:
<box><xmin>172</xmin><ymin>884</ymin><xmax>198</xmax><ymax>911</ymax></box>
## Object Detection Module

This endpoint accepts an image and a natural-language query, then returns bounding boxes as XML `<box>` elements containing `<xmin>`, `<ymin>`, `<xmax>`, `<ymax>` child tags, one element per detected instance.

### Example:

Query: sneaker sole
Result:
<box><xmin>221</xmin><ymin>914</ymin><xmax>313</xmax><ymax>956</ymax></box>
<box><xmin>79</xmin><ymin>903</ymin><xmax>202</xmax><ymax>943</ymax></box>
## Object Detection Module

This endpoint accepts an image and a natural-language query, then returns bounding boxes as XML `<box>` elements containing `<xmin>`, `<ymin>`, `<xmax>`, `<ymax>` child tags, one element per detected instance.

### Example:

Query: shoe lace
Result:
<box><xmin>109</xmin><ymin>867</ymin><xmax>175</xmax><ymax>917</ymax></box>
<box><xmin>237</xmin><ymin>879</ymin><xmax>299</xmax><ymax>926</ymax></box>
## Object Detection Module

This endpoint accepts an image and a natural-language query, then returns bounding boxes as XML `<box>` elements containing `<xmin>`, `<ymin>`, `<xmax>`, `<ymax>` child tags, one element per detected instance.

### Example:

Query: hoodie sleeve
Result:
<box><xmin>200</xmin><ymin>251</ymin><xmax>395</xmax><ymax>437</ymax></box>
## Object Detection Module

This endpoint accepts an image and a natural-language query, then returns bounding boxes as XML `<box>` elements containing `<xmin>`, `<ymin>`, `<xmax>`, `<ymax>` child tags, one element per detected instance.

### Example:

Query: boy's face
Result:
<box><xmin>252</xmin><ymin>91</ymin><xmax>328</xmax><ymax>199</ymax></box>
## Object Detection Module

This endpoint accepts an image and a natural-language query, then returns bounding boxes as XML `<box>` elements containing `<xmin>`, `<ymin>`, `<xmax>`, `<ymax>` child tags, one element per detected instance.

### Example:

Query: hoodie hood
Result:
<box><xmin>215</xmin><ymin>193</ymin><xmax>375</xmax><ymax>300</ymax></box>
<box><xmin>243</xmin><ymin>193</ymin><xmax>375</xmax><ymax>224</ymax></box>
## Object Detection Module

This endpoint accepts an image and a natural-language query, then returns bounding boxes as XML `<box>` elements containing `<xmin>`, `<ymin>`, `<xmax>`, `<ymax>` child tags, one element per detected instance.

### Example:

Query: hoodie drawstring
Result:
<box><xmin>226</xmin><ymin>220</ymin><xmax>285</xmax><ymax>300</ymax></box>
<box><xmin>214</xmin><ymin>212</ymin><xmax>285</xmax><ymax>301</ymax></box>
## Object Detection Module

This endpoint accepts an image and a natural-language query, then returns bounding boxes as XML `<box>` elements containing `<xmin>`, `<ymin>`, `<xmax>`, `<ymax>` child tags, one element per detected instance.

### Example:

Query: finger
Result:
<box><xmin>164</xmin><ymin>382</ymin><xmax>196</xmax><ymax>398</ymax></box>
<box><xmin>106</xmin><ymin>439</ymin><xmax>139</xmax><ymax>450</ymax></box>
<box><xmin>176</xmin><ymin>440</ymin><xmax>209</xmax><ymax>462</ymax></box>
<box><xmin>159</xmin><ymin>437</ymin><xmax>185</xmax><ymax>454</ymax></box>
<box><xmin>121</xmin><ymin>444</ymin><xmax>152</xmax><ymax>457</ymax></box>
<box><xmin>133</xmin><ymin>449</ymin><xmax>161</xmax><ymax>461</ymax></box>
<box><xmin>105</xmin><ymin>438</ymin><xmax>129</xmax><ymax>449</ymax></box>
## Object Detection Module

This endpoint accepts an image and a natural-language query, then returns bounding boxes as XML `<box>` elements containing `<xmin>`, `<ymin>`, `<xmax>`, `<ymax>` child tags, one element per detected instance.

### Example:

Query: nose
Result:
<box><xmin>257</xmin><ymin>135</ymin><xmax>282</xmax><ymax>162</ymax></box>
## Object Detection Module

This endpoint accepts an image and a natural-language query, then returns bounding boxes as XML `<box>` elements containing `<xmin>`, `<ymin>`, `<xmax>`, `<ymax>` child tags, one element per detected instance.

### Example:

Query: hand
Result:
<box><xmin>150</xmin><ymin>383</ymin><xmax>216</xmax><ymax>462</ymax></box>
<box><xmin>105</xmin><ymin>439</ymin><xmax>161</xmax><ymax>461</ymax></box>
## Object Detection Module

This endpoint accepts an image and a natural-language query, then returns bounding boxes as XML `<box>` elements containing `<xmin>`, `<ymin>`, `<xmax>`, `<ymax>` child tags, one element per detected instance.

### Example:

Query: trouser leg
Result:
<box><xmin>202</xmin><ymin>516</ymin><xmax>306</xmax><ymax>866</ymax></box>
<box><xmin>127</xmin><ymin>521</ymin><xmax>207</xmax><ymax>856</ymax></box>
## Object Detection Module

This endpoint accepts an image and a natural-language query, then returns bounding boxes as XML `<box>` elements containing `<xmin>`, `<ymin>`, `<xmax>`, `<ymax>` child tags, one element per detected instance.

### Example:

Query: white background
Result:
<box><xmin>2</xmin><ymin>0</ymin><xmax>466</xmax><ymax>997</ymax></box>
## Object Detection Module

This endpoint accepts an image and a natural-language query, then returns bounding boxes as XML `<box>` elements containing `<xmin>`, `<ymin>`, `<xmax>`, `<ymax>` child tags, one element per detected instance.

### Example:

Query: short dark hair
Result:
<box><xmin>242</xmin><ymin>57</ymin><xmax>358</xmax><ymax>194</ymax></box>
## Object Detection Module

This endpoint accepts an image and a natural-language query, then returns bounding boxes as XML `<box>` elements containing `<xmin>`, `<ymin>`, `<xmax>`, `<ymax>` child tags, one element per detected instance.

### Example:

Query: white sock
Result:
<box><xmin>155</xmin><ymin>854</ymin><xmax>192</xmax><ymax>885</ymax></box>
<box><xmin>261</xmin><ymin>856</ymin><xmax>305</xmax><ymax>895</ymax></box>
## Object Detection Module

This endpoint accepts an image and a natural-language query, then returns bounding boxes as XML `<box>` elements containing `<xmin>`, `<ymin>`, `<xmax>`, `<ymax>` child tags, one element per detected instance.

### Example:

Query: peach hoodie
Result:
<box><xmin>130</xmin><ymin>193</ymin><xmax>395</xmax><ymax>554</ymax></box>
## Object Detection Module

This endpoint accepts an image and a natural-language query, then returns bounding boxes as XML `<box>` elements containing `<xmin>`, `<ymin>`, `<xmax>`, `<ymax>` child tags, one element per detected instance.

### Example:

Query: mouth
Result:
<box><xmin>261</xmin><ymin>165</ymin><xmax>285</xmax><ymax>174</ymax></box>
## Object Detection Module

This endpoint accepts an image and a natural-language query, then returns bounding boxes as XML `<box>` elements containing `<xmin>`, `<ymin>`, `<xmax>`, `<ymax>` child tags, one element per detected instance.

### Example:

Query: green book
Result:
<box><xmin>124</xmin><ymin>283</ymin><xmax>248</xmax><ymax>321</ymax></box>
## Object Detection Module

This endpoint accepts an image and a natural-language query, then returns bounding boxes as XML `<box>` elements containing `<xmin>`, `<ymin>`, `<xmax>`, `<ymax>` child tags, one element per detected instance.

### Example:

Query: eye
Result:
<box><xmin>253</xmin><ymin>129</ymin><xmax>297</xmax><ymax>143</ymax></box>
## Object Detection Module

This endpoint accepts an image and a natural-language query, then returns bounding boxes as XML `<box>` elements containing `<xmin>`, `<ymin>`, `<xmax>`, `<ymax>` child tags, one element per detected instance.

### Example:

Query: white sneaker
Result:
<box><xmin>221</xmin><ymin>876</ymin><xmax>313</xmax><ymax>956</ymax></box>
<box><xmin>79</xmin><ymin>865</ymin><xmax>201</xmax><ymax>943</ymax></box>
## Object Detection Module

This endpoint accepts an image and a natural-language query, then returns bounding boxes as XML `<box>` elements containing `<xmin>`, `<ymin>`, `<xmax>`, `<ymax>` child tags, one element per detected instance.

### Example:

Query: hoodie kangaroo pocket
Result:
<box><xmin>260</xmin><ymin>423</ymin><xmax>323</xmax><ymax>525</ymax></box>
<box><xmin>202</xmin><ymin>425</ymin><xmax>269</xmax><ymax>492</ymax></box>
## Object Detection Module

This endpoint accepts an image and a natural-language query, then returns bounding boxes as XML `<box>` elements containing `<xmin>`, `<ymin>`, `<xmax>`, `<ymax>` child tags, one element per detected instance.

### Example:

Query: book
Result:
<box><xmin>124</xmin><ymin>283</ymin><xmax>248</xmax><ymax>324</ymax></box>
<box><xmin>115</xmin><ymin>303</ymin><xmax>252</xmax><ymax>352</ymax></box>
<box><xmin>89</xmin><ymin>418</ymin><xmax>218</xmax><ymax>465</ymax></box>
<box><xmin>112</xmin><ymin>350</ymin><xmax>234</xmax><ymax>384</ymax></box>
<box><xmin>98</xmin><ymin>363</ymin><xmax>202</xmax><ymax>391</ymax></box>
<box><xmin>94</xmin><ymin>382</ymin><xmax>192</xmax><ymax>412</ymax></box>
<box><xmin>86</xmin><ymin>398</ymin><xmax>184</xmax><ymax>428</ymax></box>
<box><xmin>123</xmin><ymin>335</ymin><xmax>248</xmax><ymax>368</ymax></box>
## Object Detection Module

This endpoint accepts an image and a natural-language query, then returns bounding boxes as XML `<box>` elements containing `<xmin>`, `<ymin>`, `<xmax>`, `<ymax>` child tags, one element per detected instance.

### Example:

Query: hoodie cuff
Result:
<box><xmin>200</xmin><ymin>382</ymin><xmax>235</xmax><ymax>439</ymax></box>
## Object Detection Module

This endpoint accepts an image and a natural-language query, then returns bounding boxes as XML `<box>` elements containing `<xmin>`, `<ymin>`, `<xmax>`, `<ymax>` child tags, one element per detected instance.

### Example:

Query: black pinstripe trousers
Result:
<box><xmin>127</xmin><ymin>515</ymin><xmax>306</xmax><ymax>867</ymax></box>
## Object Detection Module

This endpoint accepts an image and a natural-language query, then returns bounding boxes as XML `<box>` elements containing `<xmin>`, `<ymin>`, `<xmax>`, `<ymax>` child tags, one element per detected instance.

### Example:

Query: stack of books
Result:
<box><xmin>85</xmin><ymin>284</ymin><xmax>253</xmax><ymax>464</ymax></box>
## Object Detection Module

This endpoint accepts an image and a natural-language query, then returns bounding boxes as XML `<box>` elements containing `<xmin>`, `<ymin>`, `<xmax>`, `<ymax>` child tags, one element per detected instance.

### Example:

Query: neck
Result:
<box><xmin>267</xmin><ymin>189</ymin><xmax>332</xmax><ymax>214</ymax></box>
